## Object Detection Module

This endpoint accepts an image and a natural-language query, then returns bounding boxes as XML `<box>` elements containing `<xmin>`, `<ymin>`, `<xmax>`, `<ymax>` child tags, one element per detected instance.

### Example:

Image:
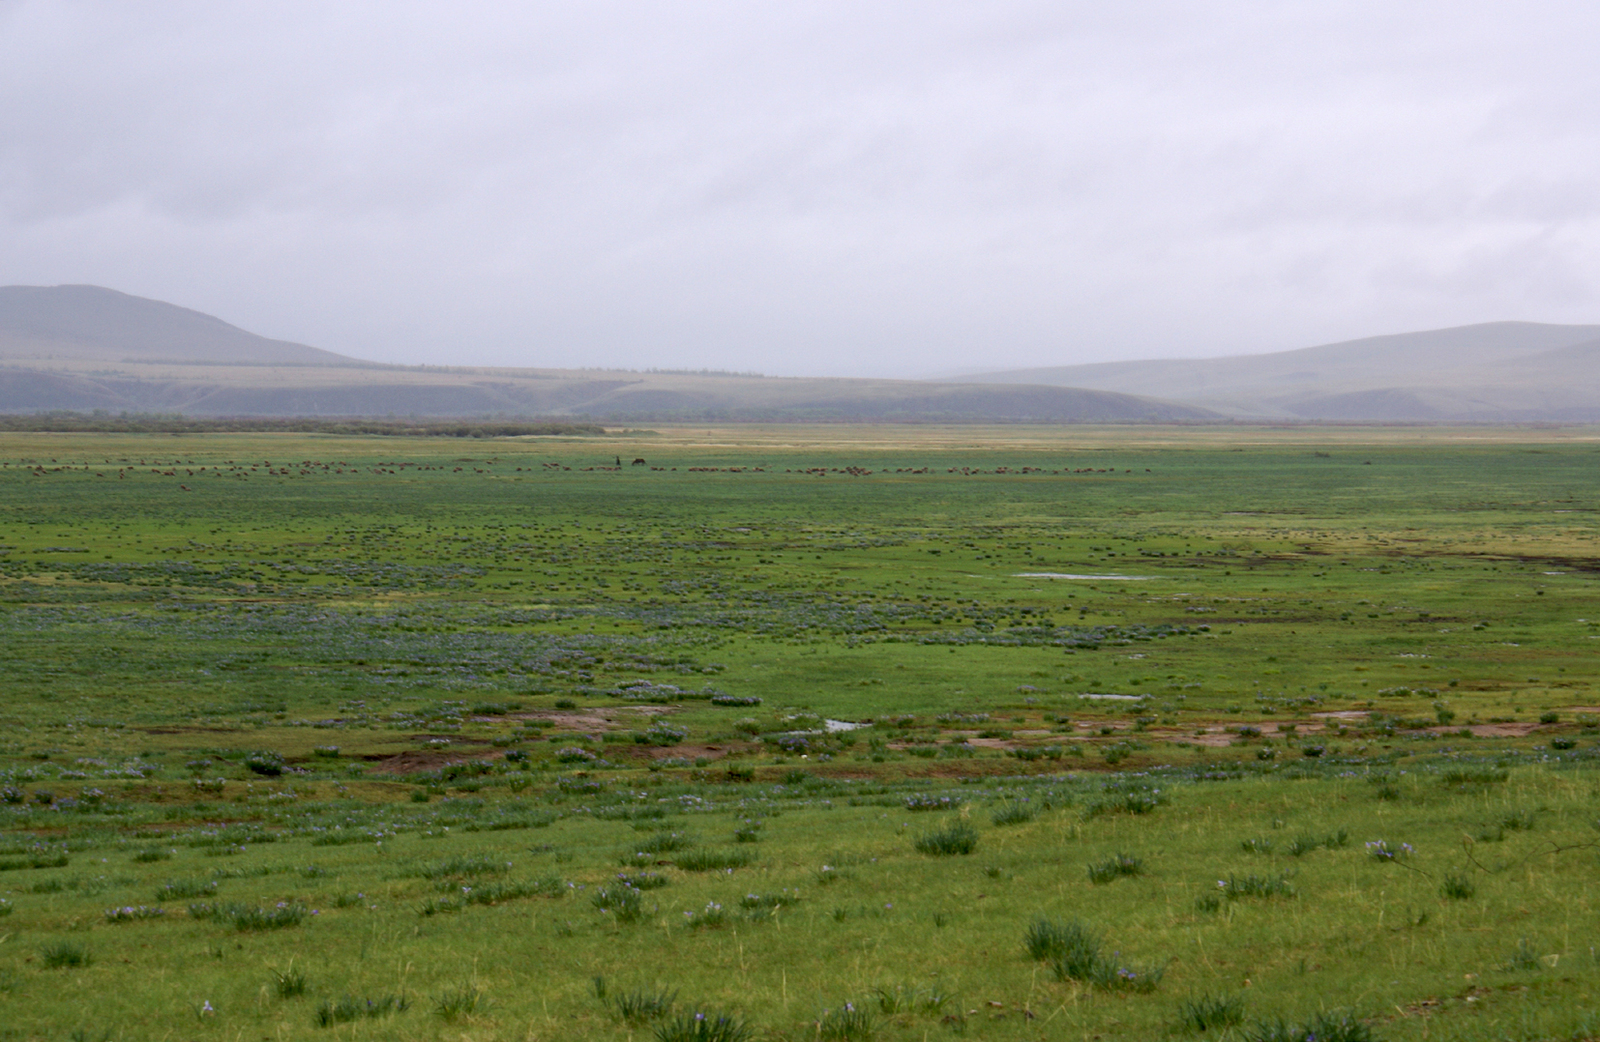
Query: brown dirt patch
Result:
<box><xmin>643</xmin><ymin>743</ymin><xmax>740</xmax><ymax>762</ymax></box>
<box><xmin>513</xmin><ymin>707</ymin><xmax>672</xmax><ymax>731</ymax></box>
<box><xmin>1179</xmin><ymin>730</ymin><xmax>1237</xmax><ymax>748</ymax></box>
<box><xmin>369</xmin><ymin>750</ymin><xmax>495</xmax><ymax>774</ymax></box>
<box><xmin>1428</xmin><ymin>722</ymin><xmax>1540</xmax><ymax>737</ymax></box>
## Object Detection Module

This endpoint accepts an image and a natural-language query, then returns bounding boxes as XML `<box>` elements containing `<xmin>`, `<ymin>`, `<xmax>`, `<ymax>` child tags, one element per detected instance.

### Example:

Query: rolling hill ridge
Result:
<box><xmin>0</xmin><ymin>285</ymin><xmax>1212</xmax><ymax>423</ymax></box>
<box><xmin>962</xmin><ymin>322</ymin><xmax>1600</xmax><ymax>422</ymax></box>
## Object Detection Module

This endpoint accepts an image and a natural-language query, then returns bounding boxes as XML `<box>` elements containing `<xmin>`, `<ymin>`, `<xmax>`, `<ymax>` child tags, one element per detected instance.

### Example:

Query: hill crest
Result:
<box><xmin>0</xmin><ymin>285</ymin><xmax>1213</xmax><ymax>422</ymax></box>
<box><xmin>961</xmin><ymin>321</ymin><xmax>1600</xmax><ymax>421</ymax></box>
<box><xmin>0</xmin><ymin>284</ymin><xmax>355</xmax><ymax>366</ymax></box>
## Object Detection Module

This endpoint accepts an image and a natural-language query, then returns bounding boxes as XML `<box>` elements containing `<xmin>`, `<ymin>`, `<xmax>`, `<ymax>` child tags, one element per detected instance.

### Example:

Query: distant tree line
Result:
<box><xmin>0</xmin><ymin>412</ymin><xmax>606</xmax><ymax>437</ymax></box>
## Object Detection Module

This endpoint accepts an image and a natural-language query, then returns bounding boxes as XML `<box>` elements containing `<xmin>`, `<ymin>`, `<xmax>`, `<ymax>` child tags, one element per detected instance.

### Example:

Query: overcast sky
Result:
<box><xmin>2</xmin><ymin>2</ymin><xmax>1597</xmax><ymax>376</ymax></box>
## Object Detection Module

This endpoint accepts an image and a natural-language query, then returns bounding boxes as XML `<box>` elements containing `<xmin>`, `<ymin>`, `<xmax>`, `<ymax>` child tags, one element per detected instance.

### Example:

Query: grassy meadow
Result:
<box><xmin>0</xmin><ymin>424</ymin><xmax>1597</xmax><ymax>1041</ymax></box>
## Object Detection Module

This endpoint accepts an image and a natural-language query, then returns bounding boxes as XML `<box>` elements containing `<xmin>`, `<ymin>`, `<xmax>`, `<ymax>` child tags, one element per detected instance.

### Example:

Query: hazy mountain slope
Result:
<box><xmin>962</xmin><ymin>322</ymin><xmax>1600</xmax><ymax>420</ymax></box>
<box><xmin>0</xmin><ymin>284</ymin><xmax>1215</xmax><ymax>421</ymax></box>
<box><xmin>0</xmin><ymin>285</ymin><xmax>354</xmax><ymax>365</ymax></box>
<box><xmin>562</xmin><ymin>379</ymin><xmax>1213</xmax><ymax>422</ymax></box>
<box><xmin>1495</xmin><ymin>337</ymin><xmax>1600</xmax><ymax>374</ymax></box>
<box><xmin>0</xmin><ymin>361</ymin><xmax>1215</xmax><ymax>421</ymax></box>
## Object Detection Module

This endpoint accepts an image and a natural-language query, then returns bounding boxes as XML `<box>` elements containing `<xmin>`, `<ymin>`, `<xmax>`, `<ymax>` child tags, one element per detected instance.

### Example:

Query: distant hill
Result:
<box><xmin>0</xmin><ymin>285</ymin><xmax>1214</xmax><ymax>423</ymax></box>
<box><xmin>961</xmin><ymin>322</ymin><xmax>1600</xmax><ymax>422</ymax></box>
<box><xmin>0</xmin><ymin>285</ymin><xmax>354</xmax><ymax>365</ymax></box>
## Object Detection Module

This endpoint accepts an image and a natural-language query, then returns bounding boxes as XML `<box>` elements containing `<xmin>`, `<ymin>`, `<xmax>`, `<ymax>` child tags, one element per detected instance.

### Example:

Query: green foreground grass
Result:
<box><xmin>0</xmin><ymin>424</ymin><xmax>1596</xmax><ymax>1041</ymax></box>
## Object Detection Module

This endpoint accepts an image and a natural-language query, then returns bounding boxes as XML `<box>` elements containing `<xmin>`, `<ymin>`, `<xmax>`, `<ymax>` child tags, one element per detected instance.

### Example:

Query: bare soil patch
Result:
<box><xmin>370</xmin><ymin>750</ymin><xmax>492</xmax><ymax>774</ymax></box>
<box><xmin>1431</xmin><ymin>722</ymin><xmax>1541</xmax><ymax>737</ymax></box>
<box><xmin>646</xmin><ymin>743</ymin><xmax>738</xmax><ymax>762</ymax></box>
<box><xmin>513</xmin><ymin>707</ymin><xmax>671</xmax><ymax>731</ymax></box>
<box><xmin>1177</xmin><ymin>729</ymin><xmax>1237</xmax><ymax>748</ymax></box>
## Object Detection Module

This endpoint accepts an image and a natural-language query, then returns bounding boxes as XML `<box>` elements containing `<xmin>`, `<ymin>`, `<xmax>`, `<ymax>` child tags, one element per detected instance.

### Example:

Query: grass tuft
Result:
<box><xmin>104</xmin><ymin>905</ymin><xmax>166</xmax><ymax>923</ymax></box>
<box><xmin>40</xmin><ymin>941</ymin><xmax>91</xmax><ymax>969</ymax></box>
<box><xmin>684</xmin><ymin>901</ymin><xmax>728</xmax><ymax>929</ymax></box>
<box><xmin>189</xmin><ymin>901</ymin><xmax>307</xmax><ymax>931</ymax></box>
<box><xmin>158</xmin><ymin>878</ymin><xmax>218</xmax><ymax>900</ymax></box>
<box><xmin>1219</xmin><ymin>874</ymin><xmax>1295</xmax><ymax>900</ymax></box>
<box><xmin>1025</xmin><ymin>917</ymin><xmax>1094</xmax><ymax>962</ymax></box>
<box><xmin>313</xmin><ymin>994</ymin><xmax>408</xmax><ymax>1027</ymax></box>
<box><xmin>1022</xmin><ymin>916</ymin><xmax>1165</xmax><ymax>991</ymax></box>
<box><xmin>739</xmin><ymin>891</ymin><xmax>801</xmax><ymax>918</ymax></box>
<box><xmin>415</xmin><ymin>854</ymin><xmax>510</xmax><ymax>879</ymax></box>
<box><xmin>1286</xmin><ymin>833</ymin><xmax>1319</xmax><ymax>857</ymax></box>
<box><xmin>433</xmin><ymin>984</ymin><xmax>485</xmax><ymax>1020</ymax></box>
<box><xmin>1243</xmin><ymin>1010</ymin><xmax>1374</xmax><ymax>1042</ymax></box>
<box><xmin>634</xmin><ymin>831</ymin><xmax>696</xmax><ymax>854</ymax></box>
<box><xmin>614</xmin><ymin>987</ymin><xmax>677</xmax><ymax>1023</ymax></box>
<box><xmin>1177</xmin><ymin>994</ymin><xmax>1245</xmax><ymax>1032</ymax></box>
<box><xmin>913</xmin><ymin>823</ymin><xmax>978</xmax><ymax>857</ymax></box>
<box><xmin>1498</xmin><ymin>809</ymin><xmax>1536</xmax><ymax>832</ymax></box>
<box><xmin>653</xmin><ymin>1010</ymin><xmax>754</xmax><ymax>1042</ymax></box>
<box><xmin>592</xmin><ymin>884</ymin><xmax>646</xmax><ymax>923</ymax></box>
<box><xmin>1500</xmin><ymin>939</ymin><xmax>1544</xmax><ymax>972</ymax></box>
<box><xmin>903</xmin><ymin>793</ymin><xmax>962</xmax><ymax>812</ymax></box>
<box><xmin>818</xmin><ymin>1001</ymin><xmax>876</xmax><ymax>1040</ymax></box>
<box><xmin>1083</xmin><ymin>789</ymin><xmax>1166</xmax><ymax>818</ymax></box>
<box><xmin>871</xmin><ymin>984</ymin><xmax>950</xmax><ymax>1015</ymax></box>
<box><xmin>673</xmin><ymin>848</ymin><xmax>754</xmax><ymax>872</ymax></box>
<box><xmin>990</xmin><ymin>801</ymin><xmax>1037</xmax><ymax>827</ymax></box>
<box><xmin>1086</xmin><ymin>852</ymin><xmax>1143</xmax><ymax>884</ymax></box>
<box><xmin>274</xmin><ymin>967</ymin><xmax>309</xmax><ymax>998</ymax></box>
<box><xmin>616</xmin><ymin>870</ymin><xmax>670</xmax><ymax>890</ymax></box>
<box><xmin>1440</xmin><ymin>767</ymin><xmax>1508</xmax><ymax>787</ymax></box>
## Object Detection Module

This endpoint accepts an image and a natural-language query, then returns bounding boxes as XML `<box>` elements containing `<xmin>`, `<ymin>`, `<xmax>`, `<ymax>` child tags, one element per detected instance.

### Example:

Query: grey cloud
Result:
<box><xmin>1</xmin><ymin>0</ymin><xmax>1597</xmax><ymax>375</ymax></box>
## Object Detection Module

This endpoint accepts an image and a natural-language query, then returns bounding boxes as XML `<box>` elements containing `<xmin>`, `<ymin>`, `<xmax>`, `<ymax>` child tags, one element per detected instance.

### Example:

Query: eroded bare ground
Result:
<box><xmin>1434</xmin><ymin>722</ymin><xmax>1541</xmax><ymax>737</ymax></box>
<box><xmin>508</xmin><ymin>706</ymin><xmax>672</xmax><ymax>730</ymax></box>
<box><xmin>371</xmin><ymin>750</ymin><xmax>487</xmax><ymax>774</ymax></box>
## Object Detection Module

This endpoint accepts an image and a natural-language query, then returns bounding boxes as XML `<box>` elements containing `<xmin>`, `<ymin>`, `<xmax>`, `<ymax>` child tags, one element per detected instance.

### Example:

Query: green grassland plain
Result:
<box><xmin>0</xmin><ymin>424</ymin><xmax>1597</xmax><ymax>1041</ymax></box>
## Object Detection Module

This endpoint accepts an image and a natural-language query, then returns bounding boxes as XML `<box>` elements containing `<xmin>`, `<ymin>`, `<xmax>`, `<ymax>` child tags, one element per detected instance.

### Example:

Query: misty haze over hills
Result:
<box><xmin>964</xmin><ymin>323</ymin><xmax>1600</xmax><ymax>422</ymax></box>
<box><xmin>0</xmin><ymin>285</ymin><xmax>352</xmax><ymax>366</ymax></box>
<box><xmin>1</xmin><ymin>285</ymin><xmax>1595</xmax><ymax>423</ymax></box>
<box><xmin>0</xmin><ymin>286</ymin><xmax>1207</xmax><ymax>423</ymax></box>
